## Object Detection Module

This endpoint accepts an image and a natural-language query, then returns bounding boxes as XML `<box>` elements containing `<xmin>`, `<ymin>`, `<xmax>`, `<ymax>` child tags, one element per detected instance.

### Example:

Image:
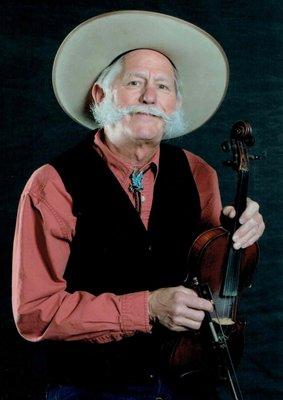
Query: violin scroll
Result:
<box><xmin>231</xmin><ymin>121</ymin><xmax>254</xmax><ymax>147</ymax></box>
<box><xmin>222</xmin><ymin>120</ymin><xmax>255</xmax><ymax>173</ymax></box>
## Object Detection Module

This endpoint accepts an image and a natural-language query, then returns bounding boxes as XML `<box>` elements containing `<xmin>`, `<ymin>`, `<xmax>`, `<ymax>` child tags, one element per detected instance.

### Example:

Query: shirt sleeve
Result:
<box><xmin>184</xmin><ymin>150</ymin><xmax>223</xmax><ymax>227</ymax></box>
<box><xmin>12</xmin><ymin>164</ymin><xmax>151</xmax><ymax>344</ymax></box>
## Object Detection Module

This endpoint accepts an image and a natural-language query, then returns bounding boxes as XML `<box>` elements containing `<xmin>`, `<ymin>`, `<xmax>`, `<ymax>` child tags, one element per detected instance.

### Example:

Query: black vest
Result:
<box><xmin>47</xmin><ymin>132</ymin><xmax>201</xmax><ymax>385</ymax></box>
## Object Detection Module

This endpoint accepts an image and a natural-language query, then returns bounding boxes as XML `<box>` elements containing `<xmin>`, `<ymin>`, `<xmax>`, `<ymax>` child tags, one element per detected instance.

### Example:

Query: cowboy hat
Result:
<box><xmin>52</xmin><ymin>10</ymin><xmax>229</xmax><ymax>136</ymax></box>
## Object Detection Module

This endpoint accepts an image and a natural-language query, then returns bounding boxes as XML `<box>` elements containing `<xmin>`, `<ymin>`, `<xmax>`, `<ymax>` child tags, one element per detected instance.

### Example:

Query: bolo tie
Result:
<box><xmin>129</xmin><ymin>165</ymin><xmax>151</xmax><ymax>214</ymax></box>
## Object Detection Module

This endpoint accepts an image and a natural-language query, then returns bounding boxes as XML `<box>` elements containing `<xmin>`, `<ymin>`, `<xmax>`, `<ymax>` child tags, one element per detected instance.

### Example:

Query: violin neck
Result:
<box><xmin>222</xmin><ymin>170</ymin><xmax>249</xmax><ymax>297</ymax></box>
<box><xmin>231</xmin><ymin>170</ymin><xmax>249</xmax><ymax>236</ymax></box>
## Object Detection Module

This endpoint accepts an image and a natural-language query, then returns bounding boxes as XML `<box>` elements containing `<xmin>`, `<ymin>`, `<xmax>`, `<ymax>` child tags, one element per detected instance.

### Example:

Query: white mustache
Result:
<box><xmin>90</xmin><ymin>94</ymin><xmax>188</xmax><ymax>139</ymax></box>
<box><xmin>116</xmin><ymin>105</ymin><xmax>170</xmax><ymax>122</ymax></box>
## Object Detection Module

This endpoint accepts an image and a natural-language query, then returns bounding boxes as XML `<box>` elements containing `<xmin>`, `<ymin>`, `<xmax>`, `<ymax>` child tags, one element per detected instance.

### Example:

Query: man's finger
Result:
<box><xmin>176</xmin><ymin>317</ymin><xmax>203</xmax><ymax>331</ymax></box>
<box><xmin>183</xmin><ymin>295</ymin><xmax>213</xmax><ymax>312</ymax></box>
<box><xmin>233</xmin><ymin>220</ymin><xmax>265</xmax><ymax>249</ymax></box>
<box><xmin>233</xmin><ymin>217</ymin><xmax>258</xmax><ymax>240</ymax></box>
<box><xmin>222</xmin><ymin>205</ymin><xmax>236</xmax><ymax>219</ymax></box>
<box><xmin>233</xmin><ymin>229</ymin><xmax>258</xmax><ymax>249</ymax></box>
<box><xmin>239</xmin><ymin>197</ymin><xmax>259</xmax><ymax>224</ymax></box>
<box><xmin>233</xmin><ymin>213</ymin><xmax>264</xmax><ymax>241</ymax></box>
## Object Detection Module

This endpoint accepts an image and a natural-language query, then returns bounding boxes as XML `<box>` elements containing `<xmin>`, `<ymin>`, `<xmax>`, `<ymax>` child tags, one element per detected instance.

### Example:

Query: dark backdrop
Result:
<box><xmin>1</xmin><ymin>1</ymin><xmax>282</xmax><ymax>399</ymax></box>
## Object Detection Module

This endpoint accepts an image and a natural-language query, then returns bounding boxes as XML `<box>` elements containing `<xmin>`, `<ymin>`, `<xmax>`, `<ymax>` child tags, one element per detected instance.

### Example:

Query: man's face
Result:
<box><xmin>107</xmin><ymin>49</ymin><xmax>179</xmax><ymax>143</ymax></box>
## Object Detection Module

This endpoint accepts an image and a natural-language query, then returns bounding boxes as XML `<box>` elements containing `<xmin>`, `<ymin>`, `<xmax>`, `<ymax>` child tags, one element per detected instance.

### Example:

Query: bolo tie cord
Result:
<box><xmin>129</xmin><ymin>165</ymin><xmax>151</xmax><ymax>214</ymax></box>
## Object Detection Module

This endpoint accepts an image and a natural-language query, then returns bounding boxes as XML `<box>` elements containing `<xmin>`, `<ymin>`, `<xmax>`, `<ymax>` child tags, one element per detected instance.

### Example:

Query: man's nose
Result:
<box><xmin>139</xmin><ymin>85</ymin><xmax>157</xmax><ymax>105</ymax></box>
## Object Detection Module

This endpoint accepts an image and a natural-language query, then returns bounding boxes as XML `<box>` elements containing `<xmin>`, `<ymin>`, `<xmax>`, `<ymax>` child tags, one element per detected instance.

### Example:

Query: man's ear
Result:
<box><xmin>91</xmin><ymin>83</ymin><xmax>105</xmax><ymax>104</ymax></box>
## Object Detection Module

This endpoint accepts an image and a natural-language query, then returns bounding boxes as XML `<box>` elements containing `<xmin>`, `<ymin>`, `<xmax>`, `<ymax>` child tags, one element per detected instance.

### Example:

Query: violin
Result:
<box><xmin>161</xmin><ymin>121</ymin><xmax>260</xmax><ymax>399</ymax></box>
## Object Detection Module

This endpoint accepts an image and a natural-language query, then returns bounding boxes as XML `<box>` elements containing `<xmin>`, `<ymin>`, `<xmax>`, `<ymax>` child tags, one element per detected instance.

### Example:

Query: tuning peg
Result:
<box><xmin>222</xmin><ymin>160</ymin><xmax>234</xmax><ymax>167</ymax></box>
<box><xmin>248</xmin><ymin>151</ymin><xmax>267</xmax><ymax>161</ymax></box>
<box><xmin>221</xmin><ymin>141</ymin><xmax>231</xmax><ymax>152</ymax></box>
<box><xmin>248</xmin><ymin>155</ymin><xmax>260</xmax><ymax>161</ymax></box>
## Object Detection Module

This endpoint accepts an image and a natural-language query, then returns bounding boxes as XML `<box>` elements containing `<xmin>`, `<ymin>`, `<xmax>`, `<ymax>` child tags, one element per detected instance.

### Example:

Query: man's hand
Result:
<box><xmin>222</xmin><ymin>197</ymin><xmax>265</xmax><ymax>250</ymax></box>
<box><xmin>148</xmin><ymin>286</ymin><xmax>213</xmax><ymax>331</ymax></box>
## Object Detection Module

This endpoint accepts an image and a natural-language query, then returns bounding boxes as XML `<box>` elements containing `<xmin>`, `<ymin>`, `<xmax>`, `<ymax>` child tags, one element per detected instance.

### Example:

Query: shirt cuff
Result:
<box><xmin>120</xmin><ymin>291</ymin><xmax>151</xmax><ymax>333</ymax></box>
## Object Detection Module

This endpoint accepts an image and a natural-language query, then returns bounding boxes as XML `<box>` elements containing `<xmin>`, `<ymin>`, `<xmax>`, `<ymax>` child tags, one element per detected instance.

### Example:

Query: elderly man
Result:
<box><xmin>12</xmin><ymin>11</ymin><xmax>264</xmax><ymax>400</ymax></box>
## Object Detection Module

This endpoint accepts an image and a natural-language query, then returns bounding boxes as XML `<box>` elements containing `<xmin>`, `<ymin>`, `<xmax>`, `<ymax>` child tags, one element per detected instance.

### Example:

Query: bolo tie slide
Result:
<box><xmin>129</xmin><ymin>167</ymin><xmax>150</xmax><ymax>214</ymax></box>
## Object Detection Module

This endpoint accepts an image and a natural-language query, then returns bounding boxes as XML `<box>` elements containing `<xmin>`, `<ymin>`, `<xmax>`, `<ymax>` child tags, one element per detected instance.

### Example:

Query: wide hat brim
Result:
<box><xmin>52</xmin><ymin>10</ymin><xmax>229</xmax><ymax>137</ymax></box>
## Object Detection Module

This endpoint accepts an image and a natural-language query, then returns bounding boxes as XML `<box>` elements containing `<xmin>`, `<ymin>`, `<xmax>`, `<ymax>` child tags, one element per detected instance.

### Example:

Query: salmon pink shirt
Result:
<box><xmin>12</xmin><ymin>131</ymin><xmax>222</xmax><ymax>344</ymax></box>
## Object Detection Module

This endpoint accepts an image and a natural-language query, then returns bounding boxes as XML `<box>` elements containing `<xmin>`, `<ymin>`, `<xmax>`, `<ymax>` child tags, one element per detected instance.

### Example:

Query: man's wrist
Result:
<box><xmin>148</xmin><ymin>291</ymin><xmax>158</xmax><ymax>326</ymax></box>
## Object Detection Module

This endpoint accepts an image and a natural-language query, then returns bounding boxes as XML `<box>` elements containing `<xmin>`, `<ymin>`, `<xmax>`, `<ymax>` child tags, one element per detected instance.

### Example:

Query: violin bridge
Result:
<box><xmin>212</xmin><ymin>317</ymin><xmax>235</xmax><ymax>326</ymax></box>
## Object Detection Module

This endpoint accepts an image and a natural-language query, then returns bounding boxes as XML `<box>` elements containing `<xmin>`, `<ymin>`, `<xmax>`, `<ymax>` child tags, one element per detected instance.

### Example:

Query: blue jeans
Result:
<box><xmin>45</xmin><ymin>380</ymin><xmax>173</xmax><ymax>400</ymax></box>
<box><xmin>45</xmin><ymin>378</ymin><xmax>219</xmax><ymax>400</ymax></box>
<box><xmin>44</xmin><ymin>377</ymin><xmax>212</xmax><ymax>400</ymax></box>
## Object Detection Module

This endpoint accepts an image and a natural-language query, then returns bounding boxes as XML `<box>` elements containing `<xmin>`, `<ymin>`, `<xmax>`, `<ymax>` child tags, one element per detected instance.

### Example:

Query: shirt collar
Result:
<box><xmin>93</xmin><ymin>129</ymin><xmax>159</xmax><ymax>178</ymax></box>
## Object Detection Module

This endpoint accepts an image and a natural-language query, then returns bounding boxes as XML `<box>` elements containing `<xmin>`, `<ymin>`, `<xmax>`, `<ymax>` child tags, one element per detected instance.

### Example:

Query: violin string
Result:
<box><xmin>225</xmin><ymin>249</ymin><xmax>233</xmax><ymax>318</ymax></box>
<box><xmin>212</xmin><ymin>301</ymin><xmax>244</xmax><ymax>400</ymax></box>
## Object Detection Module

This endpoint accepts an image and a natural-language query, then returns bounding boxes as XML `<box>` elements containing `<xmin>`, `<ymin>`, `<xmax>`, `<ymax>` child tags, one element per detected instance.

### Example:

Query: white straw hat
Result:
<box><xmin>52</xmin><ymin>10</ymin><xmax>229</xmax><ymax>136</ymax></box>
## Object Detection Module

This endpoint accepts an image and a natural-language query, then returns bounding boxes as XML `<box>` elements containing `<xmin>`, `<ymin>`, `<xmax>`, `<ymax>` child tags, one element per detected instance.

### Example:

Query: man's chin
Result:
<box><xmin>131</xmin><ymin>129</ymin><xmax>165</xmax><ymax>144</ymax></box>
<box><xmin>130</xmin><ymin>119</ymin><xmax>164</xmax><ymax>139</ymax></box>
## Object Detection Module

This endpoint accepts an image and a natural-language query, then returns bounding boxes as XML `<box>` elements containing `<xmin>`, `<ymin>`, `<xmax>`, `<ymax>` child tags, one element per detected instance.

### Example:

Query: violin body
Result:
<box><xmin>187</xmin><ymin>227</ymin><xmax>259</xmax><ymax>321</ymax></box>
<box><xmin>161</xmin><ymin>226</ymin><xmax>259</xmax><ymax>379</ymax></box>
<box><xmin>161</xmin><ymin>317</ymin><xmax>245</xmax><ymax>379</ymax></box>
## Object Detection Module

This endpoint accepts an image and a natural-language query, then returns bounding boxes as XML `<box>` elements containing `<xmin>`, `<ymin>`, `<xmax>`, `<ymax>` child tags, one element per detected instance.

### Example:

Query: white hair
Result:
<box><xmin>95</xmin><ymin>56</ymin><xmax>124</xmax><ymax>92</ymax></box>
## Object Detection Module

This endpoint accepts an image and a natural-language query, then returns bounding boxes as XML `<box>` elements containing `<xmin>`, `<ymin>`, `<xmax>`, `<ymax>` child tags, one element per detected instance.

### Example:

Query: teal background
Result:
<box><xmin>1</xmin><ymin>1</ymin><xmax>282</xmax><ymax>398</ymax></box>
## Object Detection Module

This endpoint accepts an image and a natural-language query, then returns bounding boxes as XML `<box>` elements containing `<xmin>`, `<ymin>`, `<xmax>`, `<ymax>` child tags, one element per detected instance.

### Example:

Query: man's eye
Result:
<box><xmin>128</xmin><ymin>81</ymin><xmax>140</xmax><ymax>86</ymax></box>
<box><xmin>158</xmin><ymin>84</ymin><xmax>169</xmax><ymax>90</ymax></box>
